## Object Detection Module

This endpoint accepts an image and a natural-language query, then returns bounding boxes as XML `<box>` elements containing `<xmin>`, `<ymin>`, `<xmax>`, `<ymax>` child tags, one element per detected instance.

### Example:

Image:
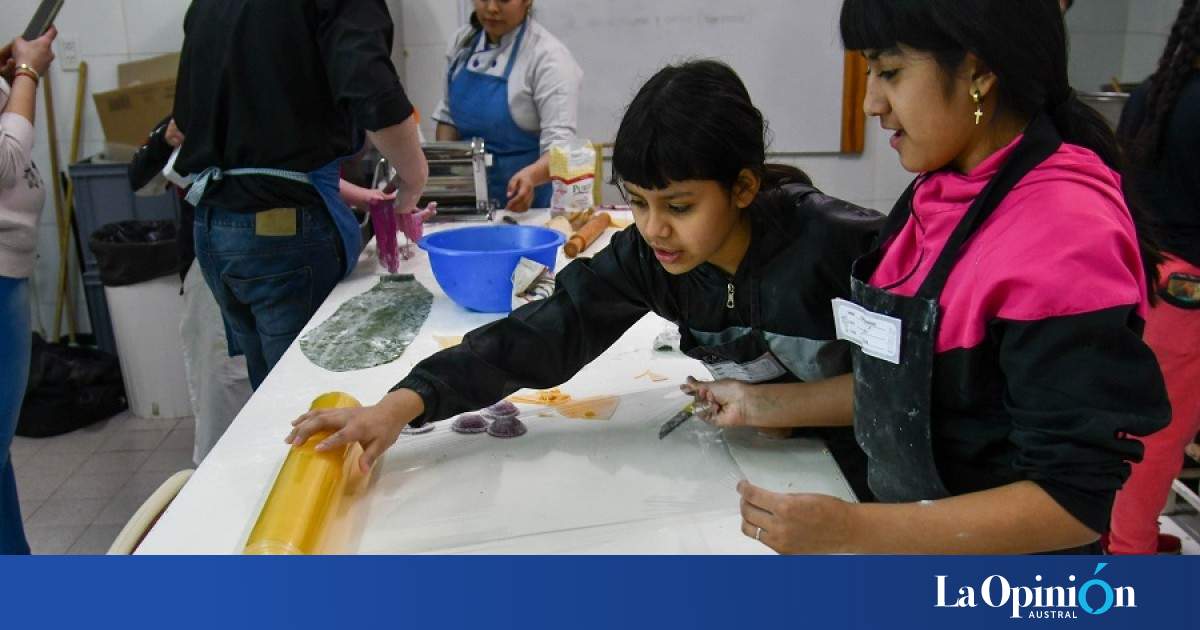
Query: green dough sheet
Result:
<box><xmin>300</xmin><ymin>275</ymin><xmax>433</xmax><ymax>372</ymax></box>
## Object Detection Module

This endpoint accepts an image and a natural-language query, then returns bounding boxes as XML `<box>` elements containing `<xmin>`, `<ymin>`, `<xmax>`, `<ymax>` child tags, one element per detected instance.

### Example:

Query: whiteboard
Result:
<box><xmin>529</xmin><ymin>0</ymin><xmax>847</xmax><ymax>153</ymax></box>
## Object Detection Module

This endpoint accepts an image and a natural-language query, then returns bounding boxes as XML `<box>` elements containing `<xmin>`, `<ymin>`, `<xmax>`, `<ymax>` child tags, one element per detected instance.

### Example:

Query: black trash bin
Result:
<box><xmin>88</xmin><ymin>220</ymin><xmax>179</xmax><ymax>287</ymax></box>
<box><xmin>87</xmin><ymin>220</ymin><xmax>190</xmax><ymax>419</ymax></box>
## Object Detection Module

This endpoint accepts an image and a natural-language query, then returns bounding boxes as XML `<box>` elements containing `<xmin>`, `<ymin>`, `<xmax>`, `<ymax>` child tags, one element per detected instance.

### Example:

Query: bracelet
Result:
<box><xmin>15</xmin><ymin>64</ymin><xmax>40</xmax><ymax>82</ymax></box>
<box><xmin>14</xmin><ymin>69</ymin><xmax>38</xmax><ymax>85</ymax></box>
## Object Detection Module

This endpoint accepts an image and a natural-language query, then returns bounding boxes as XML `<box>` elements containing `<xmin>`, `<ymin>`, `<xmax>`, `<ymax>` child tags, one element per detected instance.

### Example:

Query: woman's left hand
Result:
<box><xmin>341</xmin><ymin>181</ymin><xmax>396</xmax><ymax>210</ymax></box>
<box><xmin>737</xmin><ymin>480</ymin><xmax>859</xmax><ymax>554</ymax></box>
<box><xmin>506</xmin><ymin>167</ymin><xmax>537</xmax><ymax>213</ymax></box>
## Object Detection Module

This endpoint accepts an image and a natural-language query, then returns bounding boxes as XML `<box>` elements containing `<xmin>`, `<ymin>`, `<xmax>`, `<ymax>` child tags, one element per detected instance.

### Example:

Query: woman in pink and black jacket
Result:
<box><xmin>686</xmin><ymin>0</ymin><xmax>1170</xmax><ymax>554</ymax></box>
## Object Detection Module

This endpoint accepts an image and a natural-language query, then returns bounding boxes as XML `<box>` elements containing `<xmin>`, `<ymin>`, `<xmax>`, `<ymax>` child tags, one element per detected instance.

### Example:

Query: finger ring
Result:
<box><xmin>755</xmin><ymin>526</ymin><xmax>763</xmax><ymax>541</ymax></box>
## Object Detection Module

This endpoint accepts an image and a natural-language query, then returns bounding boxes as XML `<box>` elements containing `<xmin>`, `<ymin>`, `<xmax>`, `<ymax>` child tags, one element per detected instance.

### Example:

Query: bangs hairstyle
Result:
<box><xmin>840</xmin><ymin>0</ymin><xmax>960</xmax><ymax>56</ymax></box>
<box><xmin>611</xmin><ymin>60</ymin><xmax>810</xmax><ymax>193</ymax></box>
<box><xmin>841</xmin><ymin>0</ymin><xmax>1065</xmax><ymax>116</ymax></box>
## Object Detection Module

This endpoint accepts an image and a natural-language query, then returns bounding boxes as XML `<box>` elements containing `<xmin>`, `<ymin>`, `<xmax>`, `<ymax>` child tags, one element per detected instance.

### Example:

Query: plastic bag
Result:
<box><xmin>18</xmin><ymin>334</ymin><xmax>126</xmax><ymax>438</ymax></box>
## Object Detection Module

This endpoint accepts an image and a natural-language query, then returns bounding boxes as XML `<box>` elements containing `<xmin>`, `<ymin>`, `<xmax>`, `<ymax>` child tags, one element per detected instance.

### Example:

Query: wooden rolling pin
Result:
<box><xmin>564</xmin><ymin>212</ymin><xmax>611</xmax><ymax>258</ymax></box>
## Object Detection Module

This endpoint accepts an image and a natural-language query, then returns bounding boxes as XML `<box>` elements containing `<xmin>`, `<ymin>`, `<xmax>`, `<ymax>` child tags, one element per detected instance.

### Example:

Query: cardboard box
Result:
<box><xmin>117</xmin><ymin>53</ymin><xmax>179</xmax><ymax>87</ymax></box>
<box><xmin>93</xmin><ymin>53</ymin><xmax>180</xmax><ymax>149</ymax></box>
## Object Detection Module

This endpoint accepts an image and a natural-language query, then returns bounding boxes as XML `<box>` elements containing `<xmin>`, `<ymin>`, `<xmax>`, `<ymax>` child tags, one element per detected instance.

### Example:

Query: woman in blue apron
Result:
<box><xmin>433</xmin><ymin>1</ymin><xmax>582</xmax><ymax>212</ymax></box>
<box><xmin>692</xmin><ymin>0</ymin><xmax>1170</xmax><ymax>554</ymax></box>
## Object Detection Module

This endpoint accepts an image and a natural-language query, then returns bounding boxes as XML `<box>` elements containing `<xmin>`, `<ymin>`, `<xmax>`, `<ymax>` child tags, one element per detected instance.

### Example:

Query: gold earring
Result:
<box><xmin>972</xmin><ymin>88</ymin><xmax>983</xmax><ymax>126</ymax></box>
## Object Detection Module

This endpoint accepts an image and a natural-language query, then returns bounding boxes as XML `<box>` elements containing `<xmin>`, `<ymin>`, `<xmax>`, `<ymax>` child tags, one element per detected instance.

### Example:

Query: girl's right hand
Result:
<box><xmin>680</xmin><ymin>376</ymin><xmax>752</xmax><ymax>428</ymax></box>
<box><xmin>13</xmin><ymin>26</ymin><xmax>57</xmax><ymax>76</ymax></box>
<box><xmin>286</xmin><ymin>389</ymin><xmax>424</xmax><ymax>473</ymax></box>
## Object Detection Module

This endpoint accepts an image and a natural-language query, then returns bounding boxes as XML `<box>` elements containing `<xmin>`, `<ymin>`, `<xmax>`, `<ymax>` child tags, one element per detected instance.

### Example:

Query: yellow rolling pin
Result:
<box><xmin>244</xmin><ymin>392</ymin><xmax>362</xmax><ymax>555</ymax></box>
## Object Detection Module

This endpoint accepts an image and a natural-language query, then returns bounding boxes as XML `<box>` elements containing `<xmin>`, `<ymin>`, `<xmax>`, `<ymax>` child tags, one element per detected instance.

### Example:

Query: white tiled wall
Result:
<box><xmin>1122</xmin><ymin>0</ymin><xmax>1186</xmax><ymax>82</ymax></box>
<box><xmin>14</xmin><ymin>0</ymin><xmax>1182</xmax><ymax>338</ymax></box>
<box><xmin>402</xmin><ymin>1</ymin><xmax>1187</xmax><ymax>210</ymax></box>
<box><xmin>397</xmin><ymin>1</ymin><xmax>912</xmax><ymax>214</ymax></box>
<box><xmin>1066</xmin><ymin>0</ymin><xmax>1133</xmax><ymax>91</ymax></box>
<box><xmin>5</xmin><ymin>0</ymin><xmax>188</xmax><ymax>338</ymax></box>
<box><xmin>1064</xmin><ymin>0</ymin><xmax>1186</xmax><ymax>89</ymax></box>
<box><xmin>9</xmin><ymin>0</ymin><xmax>407</xmax><ymax>338</ymax></box>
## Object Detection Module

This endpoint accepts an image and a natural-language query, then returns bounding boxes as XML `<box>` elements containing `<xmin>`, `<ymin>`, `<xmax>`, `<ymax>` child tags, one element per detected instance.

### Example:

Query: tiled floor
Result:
<box><xmin>11</xmin><ymin>411</ymin><xmax>195</xmax><ymax>554</ymax></box>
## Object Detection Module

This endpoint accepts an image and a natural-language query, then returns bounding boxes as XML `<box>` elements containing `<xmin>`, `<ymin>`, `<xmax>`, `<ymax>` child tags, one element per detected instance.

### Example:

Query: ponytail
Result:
<box><xmin>456</xmin><ymin>11</ymin><xmax>483</xmax><ymax>54</ymax></box>
<box><xmin>762</xmin><ymin>164</ymin><xmax>813</xmax><ymax>190</ymax></box>
<box><xmin>1046</xmin><ymin>91</ymin><xmax>1164</xmax><ymax>291</ymax></box>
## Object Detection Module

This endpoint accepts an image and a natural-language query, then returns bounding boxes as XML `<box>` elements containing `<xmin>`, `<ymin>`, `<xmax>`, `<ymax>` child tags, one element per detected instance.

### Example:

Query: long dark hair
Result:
<box><xmin>1120</xmin><ymin>0</ymin><xmax>1199</xmax><ymax>164</ymax></box>
<box><xmin>612</xmin><ymin>60</ymin><xmax>811</xmax><ymax>198</ymax></box>
<box><xmin>840</xmin><ymin>0</ymin><xmax>1162</xmax><ymax>295</ymax></box>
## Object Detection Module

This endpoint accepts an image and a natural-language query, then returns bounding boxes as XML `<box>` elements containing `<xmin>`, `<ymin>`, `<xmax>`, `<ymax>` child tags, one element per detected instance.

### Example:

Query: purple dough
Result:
<box><xmin>487</xmin><ymin>415</ymin><xmax>527</xmax><ymax>439</ymax></box>
<box><xmin>452</xmin><ymin>413</ymin><xmax>490</xmax><ymax>434</ymax></box>
<box><xmin>482</xmin><ymin>400</ymin><xmax>519</xmax><ymax>419</ymax></box>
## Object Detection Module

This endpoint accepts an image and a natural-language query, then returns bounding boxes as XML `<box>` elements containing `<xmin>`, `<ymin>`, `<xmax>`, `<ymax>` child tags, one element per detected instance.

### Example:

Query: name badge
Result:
<box><xmin>831</xmin><ymin>298</ymin><xmax>902</xmax><ymax>365</ymax></box>
<box><xmin>704</xmin><ymin>352</ymin><xmax>788</xmax><ymax>383</ymax></box>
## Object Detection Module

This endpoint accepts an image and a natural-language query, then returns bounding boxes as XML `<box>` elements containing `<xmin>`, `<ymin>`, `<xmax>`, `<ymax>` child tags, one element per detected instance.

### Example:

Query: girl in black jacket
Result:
<box><xmin>287</xmin><ymin>61</ymin><xmax>883</xmax><ymax>490</ymax></box>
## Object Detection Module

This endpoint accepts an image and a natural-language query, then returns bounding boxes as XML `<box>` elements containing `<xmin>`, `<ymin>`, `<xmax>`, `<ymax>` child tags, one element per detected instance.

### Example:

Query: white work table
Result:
<box><xmin>137</xmin><ymin>211</ymin><xmax>855</xmax><ymax>554</ymax></box>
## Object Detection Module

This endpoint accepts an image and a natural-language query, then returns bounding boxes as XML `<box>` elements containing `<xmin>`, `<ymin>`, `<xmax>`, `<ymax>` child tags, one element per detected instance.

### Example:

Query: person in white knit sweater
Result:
<box><xmin>0</xmin><ymin>26</ymin><xmax>56</xmax><ymax>555</ymax></box>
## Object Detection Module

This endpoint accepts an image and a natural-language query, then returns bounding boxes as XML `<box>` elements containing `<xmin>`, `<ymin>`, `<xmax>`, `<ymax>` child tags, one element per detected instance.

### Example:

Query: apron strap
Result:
<box><xmin>448</xmin><ymin>29</ymin><xmax>484</xmax><ymax>83</ymax></box>
<box><xmin>875</xmin><ymin>177</ymin><xmax>922</xmax><ymax>250</ymax></box>
<box><xmin>501</xmin><ymin>21</ymin><xmax>529</xmax><ymax>80</ymax></box>
<box><xmin>914</xmin><ymin>115</ymin><xmax>1063</xmax><ymax>300</ymax></box>
<box><xmin>448</xmin><ymin>20</ymin><xmax>529</xmax><ymax>84</ymax></box>
<box><xmin>184</xmin><ymin>166</ymin><xmax>312</xmax><ymax>206</ymax></box>
<box><xmin>852</xmin><ymin>176</ymin><xmax>922</xmax><ymax>287</ymax></box>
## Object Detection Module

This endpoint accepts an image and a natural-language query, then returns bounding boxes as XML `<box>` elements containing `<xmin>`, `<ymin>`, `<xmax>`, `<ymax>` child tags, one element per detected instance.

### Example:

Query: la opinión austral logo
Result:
<box><xmin>936</xmin><ymin>562</ymin><xmax>1134</xmax><ymax>620</ymax></box>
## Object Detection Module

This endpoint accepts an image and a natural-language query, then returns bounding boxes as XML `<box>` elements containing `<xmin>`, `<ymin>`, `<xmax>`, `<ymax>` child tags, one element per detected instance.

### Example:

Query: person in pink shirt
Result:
<box><xmin>685</xmin><ymin>0</ymin><xmax>1169</xmax><ymax>554</ymax></box>
<box><xmin>0</xmin><ymin>27</ymin><xmax>56</xmax><ymax>555</ymax></box>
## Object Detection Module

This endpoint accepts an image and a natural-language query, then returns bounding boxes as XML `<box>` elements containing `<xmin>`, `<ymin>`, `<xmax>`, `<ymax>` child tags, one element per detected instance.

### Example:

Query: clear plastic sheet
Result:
<box><xmin>137</xmin><ymin>213</ymin><xmax>855</xmax><ymax>555</ymax></box>
<box><xmin>331</xmin><ymin>386</ymin><xmax>850</xmax><ymax>554</ymax></box>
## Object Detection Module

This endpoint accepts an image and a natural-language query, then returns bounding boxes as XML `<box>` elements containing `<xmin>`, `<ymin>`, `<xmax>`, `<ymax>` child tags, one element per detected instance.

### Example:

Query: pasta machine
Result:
<box><xmin>373</xmin><ymin>139</ymin><xmax>495</xmax><ymax>222</ymax></box>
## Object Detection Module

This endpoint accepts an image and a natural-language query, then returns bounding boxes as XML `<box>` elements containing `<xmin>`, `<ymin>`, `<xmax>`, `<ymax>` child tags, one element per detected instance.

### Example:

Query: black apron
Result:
<box><xmin>679</xmin><ymin>273</ymin><xmax>792</xmax><ymax>385</ymax></box>
<box><xmin>679</xmin><ymin>262</ymin><xmax>872</xmax><ymax>500</ymax></box>
<box><xmin>849</xmin><ymin>115</ymin><xmax>1062</xmax><ymax>503</ymax></box>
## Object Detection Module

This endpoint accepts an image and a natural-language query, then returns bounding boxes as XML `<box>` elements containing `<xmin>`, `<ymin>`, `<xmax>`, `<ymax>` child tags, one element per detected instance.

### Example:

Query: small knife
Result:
<box><xmin>658</xmin><ymin>404</ymin><xmax>695</xmax><ymax>440</ymax></box>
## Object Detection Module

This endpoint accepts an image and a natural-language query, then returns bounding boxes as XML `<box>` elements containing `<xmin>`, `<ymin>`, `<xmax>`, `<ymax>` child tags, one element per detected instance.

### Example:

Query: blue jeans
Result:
<box><xmin>0</xmin><ymin>276</ymin><xmax>31</xmax><ymax>555</ymax></box>
<box><xmin>194</xmin><ymin>206</ymin><xmax>343</xmax><ymax>389</ymax></box>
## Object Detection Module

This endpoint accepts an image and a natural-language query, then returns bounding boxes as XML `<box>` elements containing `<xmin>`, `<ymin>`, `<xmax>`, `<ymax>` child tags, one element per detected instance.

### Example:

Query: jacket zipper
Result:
<box><xmin>726</xmin><ymin>282</ymin><xmax>736</xmax><ymax>309</ymax></box>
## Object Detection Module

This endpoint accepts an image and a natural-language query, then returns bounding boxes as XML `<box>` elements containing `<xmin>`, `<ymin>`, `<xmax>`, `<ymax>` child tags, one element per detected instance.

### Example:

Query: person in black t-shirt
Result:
<box><xmin>171</xmin><ymin>0</ymin><xmax>429</xmax><ymax>389</ymax></box>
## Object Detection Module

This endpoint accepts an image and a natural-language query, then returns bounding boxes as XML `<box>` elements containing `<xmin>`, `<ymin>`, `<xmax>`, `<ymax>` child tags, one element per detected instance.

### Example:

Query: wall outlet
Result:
<box><xmin>57</xmin><ymin>35</ymin><xmax>80</xmax><ymax>71</ymax></box>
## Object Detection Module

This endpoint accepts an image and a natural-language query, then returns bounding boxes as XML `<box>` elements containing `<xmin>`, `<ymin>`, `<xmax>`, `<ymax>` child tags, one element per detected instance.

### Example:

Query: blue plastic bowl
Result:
<box><xmin>419</xmin><ymin>225</ymin><xmax>565</xmax><ymax>313</ymax></box>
